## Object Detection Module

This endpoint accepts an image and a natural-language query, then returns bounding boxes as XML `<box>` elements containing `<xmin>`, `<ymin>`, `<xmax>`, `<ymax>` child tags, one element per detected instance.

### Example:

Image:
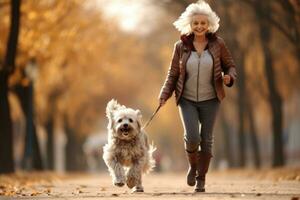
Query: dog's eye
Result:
<box><xmin>129</xmin><ymin>118</ymin><xmax>133</xmax><ymax>123</ymax></box>
<box><xmin>117</xmin><ymin>119</ymin><xmax>122</xmax><ymax>123</ymax></box>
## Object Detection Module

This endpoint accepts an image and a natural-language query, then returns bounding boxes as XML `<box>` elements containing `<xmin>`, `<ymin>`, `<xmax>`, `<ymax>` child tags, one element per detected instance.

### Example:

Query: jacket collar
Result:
<box><xmin>180</xmin><ymin>33</ymin><xmax>217</xmax><ymax>52</ymax></box>
<box><xmin>180</xmin><ymin>34</ymin><xmax>194</xmax><ymax>52</ymax></box>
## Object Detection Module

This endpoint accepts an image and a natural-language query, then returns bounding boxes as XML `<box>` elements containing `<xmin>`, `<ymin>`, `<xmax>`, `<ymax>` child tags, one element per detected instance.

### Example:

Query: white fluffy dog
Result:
<box><xmin>103</xmin><ymin>99</ymin><xmax>156</xmax><ymax>192</ymax></box>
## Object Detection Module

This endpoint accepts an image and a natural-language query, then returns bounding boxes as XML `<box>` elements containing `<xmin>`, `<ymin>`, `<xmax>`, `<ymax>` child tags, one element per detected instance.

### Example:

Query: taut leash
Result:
<box><xmin>142</xmin><ymin>104</ymin><xmax>161</xmax><ymax>130</ymax></box>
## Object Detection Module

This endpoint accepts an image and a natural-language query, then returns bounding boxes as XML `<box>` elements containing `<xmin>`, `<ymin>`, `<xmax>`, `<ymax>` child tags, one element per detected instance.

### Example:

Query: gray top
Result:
<box><xmin>182</xmin><ymin>50</ymin><xmax>216</xmax><ymax>102</ymax></box>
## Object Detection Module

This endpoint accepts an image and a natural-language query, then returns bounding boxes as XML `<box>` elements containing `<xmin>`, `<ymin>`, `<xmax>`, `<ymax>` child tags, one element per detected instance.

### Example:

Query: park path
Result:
<box><xmin>0</xmin><ymin>169</ymin><xmax>299</xmax><ymax>200</ymax></box>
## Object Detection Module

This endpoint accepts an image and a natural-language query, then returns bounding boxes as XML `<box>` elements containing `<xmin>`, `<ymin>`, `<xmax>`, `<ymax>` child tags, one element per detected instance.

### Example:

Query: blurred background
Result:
<box><xmin>0</xmin><ymin>0</ymin><xmax>299</xmax><ymax>174</ymax></box>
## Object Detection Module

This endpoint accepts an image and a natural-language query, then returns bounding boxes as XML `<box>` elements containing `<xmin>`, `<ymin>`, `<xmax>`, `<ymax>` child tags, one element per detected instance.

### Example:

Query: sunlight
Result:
<box><xmin>96</xmin><ymin>0</ymin><xmax>160</xmax><ymax>34</ymax></box>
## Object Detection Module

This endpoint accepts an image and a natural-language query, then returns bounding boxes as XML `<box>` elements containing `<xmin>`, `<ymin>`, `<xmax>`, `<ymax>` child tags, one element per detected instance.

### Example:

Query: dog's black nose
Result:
<box><xmin>123</xmin><ymin>123</ymin><xmax>128</xmax><ymax>128</ymax></box>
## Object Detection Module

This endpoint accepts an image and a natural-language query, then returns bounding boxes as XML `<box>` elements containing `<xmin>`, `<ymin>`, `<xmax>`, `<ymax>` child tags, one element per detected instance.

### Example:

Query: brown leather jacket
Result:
<box><xmin>159</xmin><ymin>33</ymin><xmax>237</xmax><ymax>105</ymax></box>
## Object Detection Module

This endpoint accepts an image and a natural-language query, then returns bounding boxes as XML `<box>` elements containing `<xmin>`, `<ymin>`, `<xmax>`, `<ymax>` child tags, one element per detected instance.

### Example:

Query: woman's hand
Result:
<box><xmin>159</xmin><ymin>99</ymin><xmax>166</xmax><ymax>107</ymax></box>
<box><xmin>223</xmin><ymin>74</ymin><xmax>231</xmax><ymax>85</ymax></box>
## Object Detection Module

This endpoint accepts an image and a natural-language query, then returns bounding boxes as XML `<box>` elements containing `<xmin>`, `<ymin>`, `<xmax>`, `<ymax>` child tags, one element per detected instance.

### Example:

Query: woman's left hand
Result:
<box><xmin>223</xmin><ymin>74</ymin><xmax>231</xmax><ymax>85</ymax></box>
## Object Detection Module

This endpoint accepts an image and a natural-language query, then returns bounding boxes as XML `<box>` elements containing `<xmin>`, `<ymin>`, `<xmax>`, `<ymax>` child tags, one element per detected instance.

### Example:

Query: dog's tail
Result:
<box><xmin>143</xmin><ymin>141</ymin><xmax>157</xmax><ymax>174</ymax></box>
<box><xmin>106</xmin><ymin>99</ymin><xmax>125</xmax><ymax>118</ymax></box>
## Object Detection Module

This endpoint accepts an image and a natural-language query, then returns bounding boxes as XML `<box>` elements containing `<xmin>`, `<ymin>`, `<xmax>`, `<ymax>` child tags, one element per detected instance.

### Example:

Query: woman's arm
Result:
<box><xmin>219</xmin><ymin>38</ymin><xmax>237</xmax><ymax>87</ymax></box>
<box><xmin>158</xmin><ymin>42</ymin><xmax>181</xmax><ymax>103</ymax></box>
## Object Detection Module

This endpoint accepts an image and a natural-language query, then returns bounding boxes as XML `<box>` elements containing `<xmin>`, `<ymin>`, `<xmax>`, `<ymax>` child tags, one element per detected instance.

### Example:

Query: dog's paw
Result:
<box><xmin>126</xmin><ymin>176</ymin><xmax>136</xmax><ymax>189</ymax></box>
<box><xmin>113</xmin><ymin>175</ymin><xmax>126</xmax><ymax>187</ymax></box>
<box><xmin>114</xmin><ymin>181</ymin><xmax>125</xmax><ymax>187</ymax></box>
<box><xmin>131</xmin><ymin>186</ymin><xmax>144</xmax><ymax>193</ymax></box>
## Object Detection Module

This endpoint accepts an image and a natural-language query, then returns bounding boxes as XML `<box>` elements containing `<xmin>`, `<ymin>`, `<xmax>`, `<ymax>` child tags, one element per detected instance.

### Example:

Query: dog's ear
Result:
<box><xmin>135</xmin><ymin>109</ymin><xmax>142</xmax><ymax>130</ymax></box>
<box><xmin>106</xmin><ymin>99</ymin><xmax>127</xmax><ymax>120</ymax></box>
<box><xmin>106</xmin><ymin>99</ymin><xmax>119</xmax><ymax>119</ymax></box>
<box><xmin>136</xmin><ymin>109</ymin><xmax>142</xmax><ymax>120</ymax></box>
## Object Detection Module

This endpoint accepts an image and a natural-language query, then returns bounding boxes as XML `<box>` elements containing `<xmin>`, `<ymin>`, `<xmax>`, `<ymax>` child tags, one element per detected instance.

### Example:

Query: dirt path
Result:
<box><xmin>0</xmin><ymin>170</ymin><xmax>299</xmax><ymax>200</ymax></box>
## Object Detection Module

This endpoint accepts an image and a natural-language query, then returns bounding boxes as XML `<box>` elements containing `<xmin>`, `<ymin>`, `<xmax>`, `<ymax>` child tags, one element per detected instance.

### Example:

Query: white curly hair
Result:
<box><xmin>173</xmin><ymin>0</ymin><xmax>220</xmax><ymax>35</ymax></box>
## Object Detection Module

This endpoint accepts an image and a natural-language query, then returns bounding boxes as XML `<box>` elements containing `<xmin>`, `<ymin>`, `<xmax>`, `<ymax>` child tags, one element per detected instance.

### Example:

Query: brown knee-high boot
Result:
<box><xmin>186</xmin><ymin>150</ymin><xmax>198</xmax><ymax>186</ymax></box>
<box><xmin>195</xmin><ymin>151</ymin><xmax>212</xmax><ymax>192</ymax></box>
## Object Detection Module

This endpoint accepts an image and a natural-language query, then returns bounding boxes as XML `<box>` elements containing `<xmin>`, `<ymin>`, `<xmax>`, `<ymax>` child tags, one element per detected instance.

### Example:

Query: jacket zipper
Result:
<box><xmin>197</xmin><ymin>53</ymin><xmax>201</xmax><ymax>101</ymax></box>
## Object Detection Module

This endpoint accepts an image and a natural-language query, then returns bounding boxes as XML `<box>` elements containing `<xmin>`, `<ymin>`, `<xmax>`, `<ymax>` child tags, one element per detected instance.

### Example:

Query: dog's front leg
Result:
<box><xmin>126</xmin><ymin>161</ymin><xmax>144</xmax><ymax>192</ymax></box>
<box><xmin>108</xmin><ymin>160</ymin><xmax>126</xmax><ymax>187</ymax></box>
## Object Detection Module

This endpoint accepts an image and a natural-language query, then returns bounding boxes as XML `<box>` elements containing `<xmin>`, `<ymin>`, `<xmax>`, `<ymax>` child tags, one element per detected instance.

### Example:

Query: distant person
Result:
<box><xmin>158</xmin><ymin>0</ymin><xmax>237</xmax><ymax>192</ymax></box>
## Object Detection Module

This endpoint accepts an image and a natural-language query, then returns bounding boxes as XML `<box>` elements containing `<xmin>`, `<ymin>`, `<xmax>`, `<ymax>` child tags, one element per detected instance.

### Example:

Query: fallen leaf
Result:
<box><xmin>152</xmin><ymin>193</ymin><xmax>162</xmax><ymax>196</ymax></box>
<box><xmin>45</xmin><ymin>188</ymin><xmax>51</xmax><ymax>194</ymax></box>
<box><xmin>30</xmin><ymin>191</ymin><xmax>41</xmax><ymax>196</ymax></box>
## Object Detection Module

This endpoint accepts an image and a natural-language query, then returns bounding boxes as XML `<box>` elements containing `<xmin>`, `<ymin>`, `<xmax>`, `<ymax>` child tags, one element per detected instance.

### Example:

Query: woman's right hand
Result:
<box><xmin>159</xmin><ymin>99</ymin><xmax>166</xmax><ymax>107</ymax></box>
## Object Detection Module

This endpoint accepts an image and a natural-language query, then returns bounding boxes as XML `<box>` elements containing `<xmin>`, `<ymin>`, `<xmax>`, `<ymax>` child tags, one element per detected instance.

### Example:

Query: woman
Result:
<box><xmin>159</xmin><ymin>0</ymin><xmax>237</xmax><ymax>192</ymax></box>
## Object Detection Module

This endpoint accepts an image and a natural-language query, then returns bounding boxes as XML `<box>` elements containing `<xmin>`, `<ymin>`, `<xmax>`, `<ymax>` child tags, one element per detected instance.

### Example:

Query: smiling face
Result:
<box><xmin>112</xmin><ymin>108</ymin><xmax>141</xmax><ymax>140</ymax></box>
<box><xmin>190</xmin><ymin>14</ymin><xmax>209</xmax><ymax>36</ymax></box>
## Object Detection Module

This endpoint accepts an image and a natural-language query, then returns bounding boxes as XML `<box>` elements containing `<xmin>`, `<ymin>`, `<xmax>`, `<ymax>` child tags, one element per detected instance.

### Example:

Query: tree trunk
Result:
<box><xmin>217</xmin><ymin>0</ymin><xmax>248</xmax><ymax>167</ymax></box>
<box><xmin>0</xmin><ymin>72</ymin><xmax>14</xmax><ymax>174</ymax></box>
<box><xmin>3</xmin><ymin>0</ymin><xmax>21</xmax><ymax>73</ymax></box>
<box><xmin>257</xmin><ymin>3</ymin><xmax>285</xmax><ymax>167</ymax></box>
<box><xmin>46</xmin><ymin>118</ymin><xmax>54</xmax><ymax>170</ymax></box>
<box><xmin>236</xmin><ymin>55</ymin><xmax>246</xmax><ymax>167</ymax></box>
<box><xmin>219</xmin><ymin>111</ymin><xmax>235</xmax><ymax>168</ymax></box>
<box><xmin>231</xmin><ymin>37</ymin><xmax>261</xmax><ymax>168</ymax></box>
<box><xmin>15</xmin><ymin>83</ymin><xmax>43</xmax><ymax>170</ymax></box>
<box><xmin>66</xmin><ymin>131</ymin><xmax>78</xmax><ymax>171</ymax></box>
<box><xmin>65</xmin><ymin>120</ymin><xmax>87</xmax><ymax>171</ymax></box>
<box><xmin>0</xmin><ymin>0</ymin><xmax>21</xmax><ymax>174</ymax></box>
<box><xmin>246</xmin><ymin>98</ymin><xmax>261</xmax><ymax>168</ymax></box>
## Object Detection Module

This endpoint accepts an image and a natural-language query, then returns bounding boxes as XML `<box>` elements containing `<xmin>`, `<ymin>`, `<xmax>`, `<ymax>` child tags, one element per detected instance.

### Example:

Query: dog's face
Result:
<box><xmin>112</xmin><ymin>109</ymin><xmax>141</xmax><ymax>140</ymax></box>
<box><xmin>106</xmin><ymin>99</ymin><xmax>142</xmax><ymax>140</ymax></box>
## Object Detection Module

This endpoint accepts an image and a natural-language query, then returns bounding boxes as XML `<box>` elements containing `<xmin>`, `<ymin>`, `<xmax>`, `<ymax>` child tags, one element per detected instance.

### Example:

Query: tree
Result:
<box><xmin>243</xmin><ymin>0</ymin><xmax>300</xmax><ymax>72</ymax></box>
<box><xmin>0</xmin><ymin>0</ymin><xmax>21</xmax><ymax>174</ymax></box>
<box><xmin>249</xmin><ymin>1</ymin><xmax>285</xmax><ymax>166</ymax></box>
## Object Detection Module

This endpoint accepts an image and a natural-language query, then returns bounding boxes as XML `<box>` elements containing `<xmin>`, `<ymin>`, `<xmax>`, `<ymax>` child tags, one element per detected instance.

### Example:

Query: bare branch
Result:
<box><xmin>276</xmin><ymin>0</ymin><xmax>296</xmax><ymax>15</ymax></box>
<box><xmin>241</xmin><ymin>0</ymin><xmax>296</xmax><ymax>44</ymax></box>
<box><xmin>264</xmin><ymin>14</ymin><xmax>296</xmax><ymax>43</ymax></box>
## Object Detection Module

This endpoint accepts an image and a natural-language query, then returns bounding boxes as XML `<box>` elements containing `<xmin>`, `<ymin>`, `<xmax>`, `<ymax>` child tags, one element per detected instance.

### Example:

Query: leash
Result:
<box><xmin>142</xmin><ymin>104</ymin><xmax>162</xmax><ymax>130</ymax></box>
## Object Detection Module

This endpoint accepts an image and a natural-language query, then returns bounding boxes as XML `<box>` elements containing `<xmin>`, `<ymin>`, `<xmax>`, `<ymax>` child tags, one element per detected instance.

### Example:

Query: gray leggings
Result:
<box><xmin>178</xmin><ymin>97</ymin><xmax>220</xmax><ymax>154</ymax></box>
